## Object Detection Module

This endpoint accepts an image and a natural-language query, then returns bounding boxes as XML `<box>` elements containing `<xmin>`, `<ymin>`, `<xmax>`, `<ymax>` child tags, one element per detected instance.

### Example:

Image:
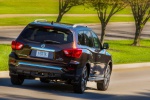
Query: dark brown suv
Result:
<box><xmin>9</xmin><ymin>20</ymin><xmax>112</xmax><ymax>93</ymax></box>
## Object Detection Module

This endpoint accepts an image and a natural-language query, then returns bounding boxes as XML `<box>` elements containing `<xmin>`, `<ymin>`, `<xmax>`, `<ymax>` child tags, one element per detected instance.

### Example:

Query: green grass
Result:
<box><xmin>2</xmin><ymin>15</ymin><xmax>150</xmax><ymax>26</ymax></box>
<box><xmin>0</xmin><ymin>0</ymin><xmax>58</xmax><ymax>14</ymax></box>
<box><xmin>0</xmin><ymin>0</ymin><xmax>131</xmax><ymax>14</ymax></box>
<box><xmin>107</xmin><ymin>39</ymin><xmax>150</xmax><ymax>64</ymax></box>
<box><xmin>0</xmin><ymin>0</ymin><xmax>147</xmax><ymax>26</ymax></box>
<box><xmin>0</xmin><ymin>44</ymin><xmax>11</xmax><ymax>71</ymax></box>
<box><xmin>1</xmin><ymin>15</ymin><xmax>150</xmax><ymax>26</ymax></box>
<box><xmin>1</xmin><ymin>40</ymin><xmax>150</xmax><ymax>71</ymax></box>
<box><xmin>0</xmin><ymin>16</ymin><xmax>137</xmax><ymax>26</ymax></box>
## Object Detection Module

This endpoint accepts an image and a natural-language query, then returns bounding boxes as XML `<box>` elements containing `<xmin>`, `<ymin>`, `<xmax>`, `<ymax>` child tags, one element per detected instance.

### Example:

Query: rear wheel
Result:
<box><xmin>97</xmin><ymin>65</ymin><xmax>111</xmax><ymax>91</ymax></box>
<box><xmin>73</xmin><ymin>66</ymin><xmax>88</xmax><ymax>94</ymax></box>
<box><xmin>10</xmin><ymin>75</ymin><xmax>24</xmax><ymax>85</ymax></box>
<box><xmin>40</xmin><ymin>78</ymin><xmax>50</xmax><ymax>83</ymax></box>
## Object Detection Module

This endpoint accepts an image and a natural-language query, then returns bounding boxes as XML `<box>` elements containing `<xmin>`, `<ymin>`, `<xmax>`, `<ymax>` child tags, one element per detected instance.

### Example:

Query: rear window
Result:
<box><xmin>19</xmin><ymin>25</ymin><xmax>73</xmax><ymax>44</ymax></box>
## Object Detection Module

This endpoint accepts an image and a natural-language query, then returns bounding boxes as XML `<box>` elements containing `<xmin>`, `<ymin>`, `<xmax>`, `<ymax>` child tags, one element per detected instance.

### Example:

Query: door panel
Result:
<box><xmin>90</xmin><ymin>31</ymin><xmax>106</xmax><ymax>78</ymax></box>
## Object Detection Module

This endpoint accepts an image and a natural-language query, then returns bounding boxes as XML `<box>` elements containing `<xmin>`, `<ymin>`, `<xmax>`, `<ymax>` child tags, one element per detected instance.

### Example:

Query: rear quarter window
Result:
<box><xmin>78</xmin><ymin>31</ymin><xmax>93</xmax><ymax>47</ymax></box>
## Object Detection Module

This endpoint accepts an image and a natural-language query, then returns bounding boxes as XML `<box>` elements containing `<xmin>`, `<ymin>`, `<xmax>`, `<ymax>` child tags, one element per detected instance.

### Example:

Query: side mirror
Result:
<box><xmin>103</xmin><ymin>43</ymin><xmax>109</xmax><ymax>49</ymax></box>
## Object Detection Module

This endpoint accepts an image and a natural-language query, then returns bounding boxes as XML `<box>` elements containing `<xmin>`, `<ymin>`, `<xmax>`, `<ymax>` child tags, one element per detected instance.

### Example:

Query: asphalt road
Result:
<box><xmin>0</xmin><ymin>22</ymin><xmax>150</xmax><ymax>44</ymax></box>
<box><xmin>0</xmin><ymin>67</ymin><xmax>150</xmax><ymax>100</ymax></box>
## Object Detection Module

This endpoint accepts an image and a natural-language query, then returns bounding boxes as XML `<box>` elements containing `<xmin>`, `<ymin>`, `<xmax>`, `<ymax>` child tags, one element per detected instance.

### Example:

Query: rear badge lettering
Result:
<box><xmin>41</xmin><ymin>44</ymin><xmax>45</xmax><ymax>48</ymax></box>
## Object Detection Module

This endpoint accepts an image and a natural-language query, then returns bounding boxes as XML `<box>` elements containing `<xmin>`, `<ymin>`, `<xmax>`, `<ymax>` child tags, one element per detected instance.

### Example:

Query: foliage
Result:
<box><xmin>125</xmin><ymin>0</ymin><xmax>150</xmax><ymax>46</ymax></box>
<box><xmin>85</xmin><ymin>0</ymin><xmax>127</xmax><ymax>44</ymax></box>
<box><xmin>56</xmin><ymin>0</ymin><xmax>83</xmax><ymax>22</ymax></box>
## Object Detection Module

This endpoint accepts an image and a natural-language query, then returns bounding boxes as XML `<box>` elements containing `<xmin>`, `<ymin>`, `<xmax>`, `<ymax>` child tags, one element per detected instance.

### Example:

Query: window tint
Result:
<box><xmin>19</xmin><ymin>25</ymin><xmax>73</xmax><ymax>44</ymax></box>
<box><xmin>91</xmin><ymin>31</ymin><xmax>100</xmax><ymax>48</ymax></box>
<box><xmin>84</xmin><ymin>31</ymin><xmax>93</xmax><ymax>47</ymax></box>
<box><xmin>78</xmin><ymin>31</ymin><xmax>93</xmax><ymax>47</ymax></box>
<box><xmin>78</xmin><ymin>31</ymin><xmax>85</xmax><ymax>45</ymax></box>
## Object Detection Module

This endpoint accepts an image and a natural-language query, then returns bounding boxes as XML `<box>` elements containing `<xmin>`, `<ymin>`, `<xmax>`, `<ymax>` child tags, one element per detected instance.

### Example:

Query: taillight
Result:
<box><xmin>63</xmin><ymin>48</ymin><xmax>82</xmax><ymax>58</ymax></box>
<box><xmin>11</xmin><ymin>41</ymin><xmax>24</xmax><ymax>50</ymax></box>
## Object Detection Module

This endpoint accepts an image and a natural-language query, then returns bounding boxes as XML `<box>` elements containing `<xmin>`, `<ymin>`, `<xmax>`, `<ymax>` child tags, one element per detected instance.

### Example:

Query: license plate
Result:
<box><xmin>36</xmin><ymin>51</ymin><xmax>49</xmax><ymax>58</ymax></box>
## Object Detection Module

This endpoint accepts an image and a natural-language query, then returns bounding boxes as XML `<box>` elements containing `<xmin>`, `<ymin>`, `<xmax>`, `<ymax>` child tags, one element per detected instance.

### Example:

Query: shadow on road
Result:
<box><xmin>0</xmin><ymin>78</ymin><xmax>150</xmax><ymax>100</ymax></box>
<box><xmin>105</xmin><ymin>34</ymin><xmax>133</xmax><ymax>39</ymax></box>
<box><xmin>0</xmin><ymin>93</ymin><xmax>48</xmax><ymax>100</ymax></box>
<box><xmin>0</xmin><ymin>37</ymin><xmax>15</xmax><ymax>41</ymax></box>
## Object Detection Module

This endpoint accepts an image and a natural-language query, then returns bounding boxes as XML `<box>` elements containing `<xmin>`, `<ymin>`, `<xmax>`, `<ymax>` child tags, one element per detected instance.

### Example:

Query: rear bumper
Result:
<box><xmin>9</xmin><ymin>61</ymin><xmax>79</xmax><ymax>81</ymax></box>
<box><xmin>17</xmin><ymin>62</ymin><xmax>64</xmax><ymax>74</ymax></box>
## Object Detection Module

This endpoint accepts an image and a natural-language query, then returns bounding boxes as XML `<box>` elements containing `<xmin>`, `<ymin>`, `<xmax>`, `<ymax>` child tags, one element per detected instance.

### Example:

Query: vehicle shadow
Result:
<box><xmin>0</xmin><ymin>78</ymin><xmax>150</xmax><ymax>100</ymax></box>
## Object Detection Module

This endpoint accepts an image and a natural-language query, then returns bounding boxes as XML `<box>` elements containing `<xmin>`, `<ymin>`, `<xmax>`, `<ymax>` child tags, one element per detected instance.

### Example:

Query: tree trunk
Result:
<box><xmin>132</xmin><ymin>26</ymin><xmax>142</xmax><ymax>46</ymax></box>
<box><xmin>100</xmin><ymin>23</ymin><xmax>106</xmax><ymax>44</ymax></box>
<box><xmin>56</xmin><ymin>13</ymin><xmax>63</xmax><ymax>22</ymax></box>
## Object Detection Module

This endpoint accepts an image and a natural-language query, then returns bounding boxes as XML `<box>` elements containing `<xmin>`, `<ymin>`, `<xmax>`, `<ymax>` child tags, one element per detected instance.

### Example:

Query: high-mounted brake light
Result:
<box><xmin>63</xmin><ymin>48</ymin><xmax>82</xmax><ymax>58</ymax></box>
<box><xmin>11</xmin><ymin>41</ymin><xmax>24</xmax><ymax>50</ymax></box>
<box><xmin>43</xmin><ymin>26</ymin><xmax>53</xmax><ymax>29</ymax></box>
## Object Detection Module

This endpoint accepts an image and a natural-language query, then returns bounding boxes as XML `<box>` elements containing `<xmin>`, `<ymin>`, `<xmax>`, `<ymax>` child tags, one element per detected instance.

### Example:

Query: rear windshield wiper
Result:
<box><xmin>43</xmin><ymin>40</ymin><xmax>60</xmax><ymax>44</ymax></box>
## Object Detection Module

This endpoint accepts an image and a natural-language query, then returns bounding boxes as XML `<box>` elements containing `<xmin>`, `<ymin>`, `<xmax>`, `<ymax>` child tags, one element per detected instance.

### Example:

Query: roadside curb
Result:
<box><xmin>0</xmin><ymin>22</ymin><xmax>140</xmax><ymax>29</ymax></box>
<box><xmin>0</xmin><ymin>22</ymin><xmax>150</xmax><ymax>28</ymax></box>
<box><xmin>0</xmin><ymin>26</ymin><xmax>25</xmax><ymax>29</ymax></box>
<box><xmin>113</xmin><ymin>62</ymin><xmax>150</xmax><ymax>70</ymax></box>
<box><xmin>0</xmin><ymin>71</ymin><xmax>9</xmax><ymax>77</ymax></box>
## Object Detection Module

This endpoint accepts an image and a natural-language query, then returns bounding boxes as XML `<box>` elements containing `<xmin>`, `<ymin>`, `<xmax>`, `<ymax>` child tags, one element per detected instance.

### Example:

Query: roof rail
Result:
<box><xmin>73</xmin><ymin>24</ymin><xmax>87</xmax><ymax>28</ymax></box>
<box><xmin>34</xmin><ymin>19</ymin><xmax>47</xmax><ymax>23</ymax></box>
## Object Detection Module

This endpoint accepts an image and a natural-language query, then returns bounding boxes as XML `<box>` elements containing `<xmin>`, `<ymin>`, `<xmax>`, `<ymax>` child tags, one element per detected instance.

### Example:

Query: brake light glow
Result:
<box><xmin>11</xmin><ymin>41</ymin><xmax>24</xmax><ymax>50</ymax></box>
<box><xmin>43</xmin><ymin>26</ymin><xmax>53</xmax><ymax>29</ymax></box>
<box><xmin>63</xmin><ymin>49</ymin><xmax>82</xmax><ymax>58</ymax></box>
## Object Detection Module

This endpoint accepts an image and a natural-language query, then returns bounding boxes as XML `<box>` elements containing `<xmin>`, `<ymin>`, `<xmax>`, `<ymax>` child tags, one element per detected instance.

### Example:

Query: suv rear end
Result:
<box><xmin>9</xmin><ymin>20</ymin><xmax>112</xmax><ymax>94</ymax></box>
<box><xmin>9</xmin><ymin>21</ymin><xmax>87</xmax><ymax>93</ymax></box>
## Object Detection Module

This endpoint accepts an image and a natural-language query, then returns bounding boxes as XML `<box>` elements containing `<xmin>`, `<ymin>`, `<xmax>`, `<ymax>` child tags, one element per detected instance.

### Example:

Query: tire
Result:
<box><xmin>97</xmin><ymin>65</ymin><xmax>111</xmax><ymax>91</ymax></box>
<box><xmin>40</xmin><ymin>78</ymin><xmax>50</xmax><ymax>83</ymax></box>
<box><xmin>73</xmin><ymin>66</ymin><xmax>88</xmax><ymax>94</ymax></box>
<box><xmin>10</xmin><ymin>75</ymin><xmax>24</xmax><ymax>85</ymax></box>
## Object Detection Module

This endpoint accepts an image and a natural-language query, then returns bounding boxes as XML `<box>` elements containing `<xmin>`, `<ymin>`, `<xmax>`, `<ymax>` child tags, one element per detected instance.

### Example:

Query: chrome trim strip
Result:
<box><xmin>70</xmin><ymin>60</ymin><xmax>80</xmax><ymax>64</ymax></box>
<box><xmin>18</xmin><ymin>54</ymin><xmax>28</xmax><ymax>57</ymax></box>
<box><xmin>88</xmin><ymin>77</ymin><xmax>104</xmax><ymax>81</ymax></box>
<box><xmin>18</xmin><ymin>62</ymin><xmax>62</xmax><ymax>70</ymax></box>
<box><xmin>31</xmin><ymin>47</ymin><xmax>55</xmax><ymax>52</ymax></box>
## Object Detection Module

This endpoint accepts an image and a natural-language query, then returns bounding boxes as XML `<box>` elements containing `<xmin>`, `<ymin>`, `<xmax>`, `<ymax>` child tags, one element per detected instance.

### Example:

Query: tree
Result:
<box><xmin>56</xmin><ymin>0</ymin><xmax>83</xmax><ymax>22</ymax></box>
<box><xmin>85</xmin><ymin>0</ymin><xmax>127</xmax><ymax>44</ymax></box>
<box><xmin>126</xmin><ymin>0</ymin><xmax>150</xmax><ymax>46</ymax></box>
